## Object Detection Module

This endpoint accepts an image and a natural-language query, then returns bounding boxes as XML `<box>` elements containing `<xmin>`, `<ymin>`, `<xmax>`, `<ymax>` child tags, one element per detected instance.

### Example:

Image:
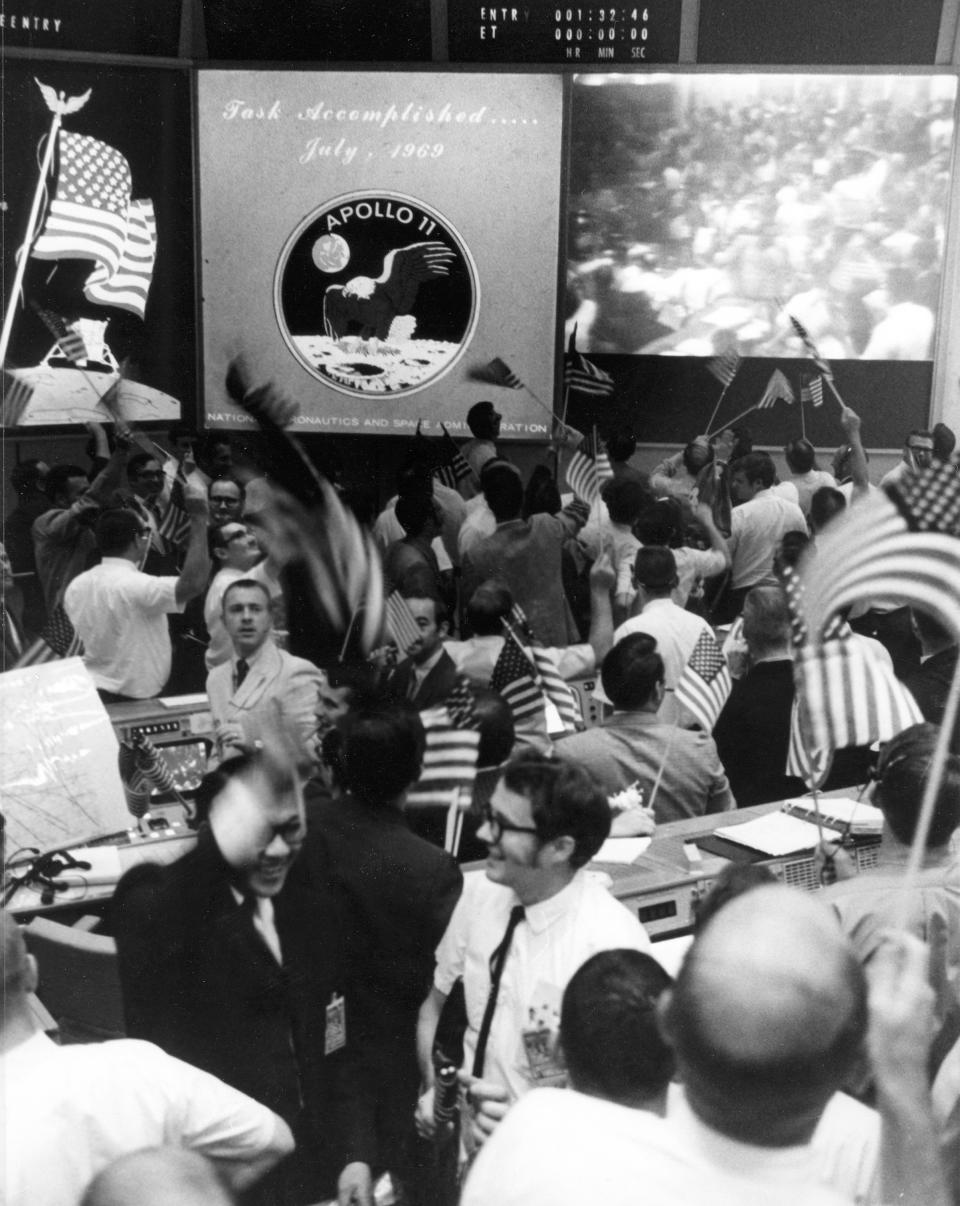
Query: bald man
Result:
<box><xmin>0</xmin><ymin>911</ymin><xmax>291</xmax><ymax>1206</ymax></box>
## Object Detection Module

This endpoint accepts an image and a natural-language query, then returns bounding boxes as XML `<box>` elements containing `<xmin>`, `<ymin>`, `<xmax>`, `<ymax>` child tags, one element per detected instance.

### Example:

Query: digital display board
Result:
<box><xmin>448</xmin><ymin>1</ymin><xmax>682</xmax><ymax>63</ymax></box>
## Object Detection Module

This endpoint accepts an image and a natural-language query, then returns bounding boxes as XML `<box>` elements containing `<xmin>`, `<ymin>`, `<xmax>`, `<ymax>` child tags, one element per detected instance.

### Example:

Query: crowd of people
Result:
<box><xmin>567</xmin><ymin>76</ymin><xmax>953</xmax><ymax>359</ymax></box>
<box><xmin>2</xmin><ymin>392</ymin><xmax>958</xmax><ymax>1206</ymax></box>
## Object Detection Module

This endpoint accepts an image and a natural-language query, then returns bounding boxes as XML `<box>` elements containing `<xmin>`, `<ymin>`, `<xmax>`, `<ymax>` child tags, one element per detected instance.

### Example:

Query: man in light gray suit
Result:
<box><xmin>206</xmin><ymin>579</ymin><xmax>322</xmax><ymax>770</ymax></box>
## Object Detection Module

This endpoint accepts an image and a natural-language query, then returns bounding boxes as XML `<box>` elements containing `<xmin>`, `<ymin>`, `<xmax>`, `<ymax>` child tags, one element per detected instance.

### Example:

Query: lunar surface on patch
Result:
<box><xmin>292</xmin><ymin>334</ymin><xmax>460</xmax><ymax>394</ymax></box>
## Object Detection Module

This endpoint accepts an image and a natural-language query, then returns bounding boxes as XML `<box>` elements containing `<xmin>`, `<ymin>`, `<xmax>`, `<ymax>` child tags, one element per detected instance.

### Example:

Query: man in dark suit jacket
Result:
<box><xmin>903</xmin><ymin>608</ymin><xmax>960</xmax><ymax>728</ymax></box>
<box><xmin>112</xmin><ymin>751</ymin><xmax>364</xmax><ymax>1204</ymax></box>
<box><xmin>385</xmin><ymin>592</ymin><xmax>459</xmax><ymax>710</ymax></box>
<box><xmin>303</xmin><ymin>705</ymin><xmax>463</xmax><ymax>1203</ymax></box>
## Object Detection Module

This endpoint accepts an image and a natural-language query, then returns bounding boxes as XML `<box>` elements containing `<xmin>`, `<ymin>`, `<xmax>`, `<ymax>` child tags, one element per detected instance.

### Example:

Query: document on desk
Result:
<box><xmin>715</xmin><ymin>812</ymin><xmax>841</xmax><ymax>857</ymax></box>
<box><xmin>61</xmin><ymin>846</ymin><xmax>124</xmax><ymax>886</ymax></box>
<box><xmin>593</xmin><ymin>837</ymin><xmax>652</xmax><ymax>864</ymax></box>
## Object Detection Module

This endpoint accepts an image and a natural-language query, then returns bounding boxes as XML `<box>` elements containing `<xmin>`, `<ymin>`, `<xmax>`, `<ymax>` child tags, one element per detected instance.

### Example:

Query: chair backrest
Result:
<box><xmin>22</xmin><ymin>916</ymin><xmax>125</xmax><ymax>1043</ymax></box>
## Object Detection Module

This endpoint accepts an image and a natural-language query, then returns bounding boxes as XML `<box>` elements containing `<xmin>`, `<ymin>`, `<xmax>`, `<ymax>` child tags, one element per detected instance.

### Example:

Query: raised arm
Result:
<box><xmin>174</xmin><ymin>475</ymin><xmax>212</xmax><ymax>604</ymax></box>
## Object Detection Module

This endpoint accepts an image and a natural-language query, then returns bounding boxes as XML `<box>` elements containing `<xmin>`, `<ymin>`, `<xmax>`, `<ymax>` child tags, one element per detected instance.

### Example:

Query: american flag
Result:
<box><xmin>31</xmin><ymin>133</ymin><xmax>155</xmax><ymax>320</ymax></box>
<box><xmin>783</xmin><ymin>560</ymin><xmax>925</xmax><ymax>787</ymax></box>
<box><xmin>675</xmin><ymin>629</ymin><xmax>731</xmax><ymax>733</ymax></box>
<box><xmin>565</xmin><ymin>436</ymin><xmax>613</xmax><ymax>506</ymax></box>
<box><xmin>800</xmin><ymin>375</ymin><xmax>824</xmax><ymax>409</ymax></box>
<box><xmin>468</xmin><ymin>358</ymin><xmax>523</xmax><ymax>389</ymax></box>
<box><xmin>431</xmin><ymin>425</ymin><xmax>474</xmax><ymax>491</ymax></box>
<box><xmin>406</xmin><ymin>699</ymin><xmax>481</xmax><ymax>809</ymax></box>
<box><xmin>156</xmin><ymin>499</ymin><xmax>191</xmax><ymax>548</ymax></box>
<box><xmin>84</xmin><ymin>199</ymin><xmax>157</xmax><ymax>320</ymax></box>
<box><xmin>386</xmin><ymin>590</ymin><xmax>422</xmax><ymax>655</ymax></box>
<box><xmin>33</xmin><ymin>304</ymin><xmax>88</xmax><ymax>362</ymax></box>
<box><xmin>788</xmin><ymin>314</ymin><xmax>833</xmax><ymax>379</ymax></box>
<box><xmin>887</xmin><ymin>458</ymin><xmax>960</xmax><ymax>536</ymax></box>
<box><xmin>1</xmin><ymin>372</ymin><xmax>34</xmax><ymax>427</ymax></box>
<box><xmin>706</xmin><ymin>348</ymin><xmax>742</xmax><ymax>387</ymax></box>
<box><xmin>757</xmin><ymin>369</ymin><xmax>795</xmax><ymax>409</ymax></box>
<box><xmin>800</xmin><ymin>491</ymin><xmax>960</xmax><ymax>645</ymax></box>
<box><xmin>503</xmin><ymin>611</ymin><xmax>581</xmax><ymax>732</ymax></box>
<box><xmin>564</xmin><ymin>350</ymin><xmax>614</xmax><ymax>398</ymax></box>
<box><xmin>491</xmin><ymin>632</ymin><xmax>543</xmax><ymax>724</ymax></box>
<box><xmin>15</xmin><ymin>603</ymin><xmax>84</xmax><ymax>668</ymax></box>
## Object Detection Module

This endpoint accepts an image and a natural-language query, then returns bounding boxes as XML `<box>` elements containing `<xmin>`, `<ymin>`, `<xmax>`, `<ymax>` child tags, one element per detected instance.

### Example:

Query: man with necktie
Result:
<box><xmin>206</xmin><ymin>579</ymin><xmax>323</xmax><ymax>770</ymax></box>
<box><xmin>415</xmin><ymin>750</ymin><xmax>651</xmax><ymax>1155</ymax></box>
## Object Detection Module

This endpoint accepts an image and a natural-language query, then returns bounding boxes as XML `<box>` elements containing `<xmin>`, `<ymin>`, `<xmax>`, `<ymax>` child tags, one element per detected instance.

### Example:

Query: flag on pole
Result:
<box><xmin>565</xmin><ymin>435</ymin><xmax>613</xmax><ymax>506</ymax></box>
<box><xmin>564</xmin><ymin>349</ymin><xmax>614</xmax><ymax>398</ymax></box>
<box><xmin>431</xmin><ymin>425</ymin><xmax>473</xmax><ymax>490</ymax></box>
<box><xmin>675</xmin><ymin>629</ymin><xmax>732</xmax><ymax>732</ymax></box>
<box><xmin>491</xmin><ymin>632</ymin><xmax>544</xmax><ymax>724</ymax></box>
<box><xmin>1</xmin><ymin>372</ymin><xmax>34</xmax><ymax>427</ymax></box>
<box><xmin>800</xmin><ymin>375</ymin><xmax>824</xmax><ymax>409</ymax></box>
<box><xmin>886</xmin><ymin>458</ymin><xmax>960</xmax><ymax>536</ymax></box>
<box><xmin>706</xmin><ymin>348</ymin><xmax>742</xmax><ymax>387</ymax></box>
<box><xmin>386</xmin><ymin>590</ymin><xmax>422</xmax><ymax>655</ymax></box>
<box><xmin>788</xmin><ymin>313</ymin><xmax>833</xmax><ymax>378</ymax></box>
<box><xmin>468</xmin><ymin>358</ymin><xmax>523</xmax><ymax>389</ymax></box>
<box><xmin>757</xmin><ymin>369</ymin><xmax>795</xmax><ymax>409</ymax></box>
<box><xmin>14</xmin><ymin>604</ymin><xmax>83</xmax><ymax>668</ymax></box>
<box><xmin>32</xmin><ymin>305</ymin><xmax>88</xmax><ymax>362</ymax></box>
<box><xmin>406</xmin><ymin>699</ymin><xmax>481</xmax><ymax>809</ymax></box>
<box><xmin>783</xmin><ymin>558</ymin><xmax>925</xmax><ymax>787</ymax></box>
<box><xmin>31</xmin><ymin>132</ymin><xmax>156</xmax><ymax>320</ymax></box>
<box><xmin>501</xmin><ymin>609</ymin><xmax>582</xmax><ymax>732</ymax></box>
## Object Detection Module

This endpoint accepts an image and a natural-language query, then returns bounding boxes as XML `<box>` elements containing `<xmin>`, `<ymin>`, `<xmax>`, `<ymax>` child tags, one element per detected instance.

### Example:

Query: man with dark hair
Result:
<box><xmin>208</xmin><ymin>477</ymin><xmax>246</xmax><ymax>528</ymax></box>
<box><xmin>458</xmin><ymin>459</ymin><xmax>519</xmax><ymax>560</ymax></box>
<box><xmin>462</xmin><ymin>401</ymin><xmax>502</xmax><ymax>481</ymax></box>
<box><xmin>116</xmin><ymin>451</ymin><xmax>180</xmax><ymax>575</ymax></box>
<box><xmin>302</xmin><ymin>705</ymin><xmax>463</xmax><ymax>1202</ymax></box>
<box><xmin>416</xmin><ymin>750</ymin><xmax>650</xmax><ymax>1152</ymax></box>
<box><xmin>809</xmin><ymin>485</ymin><xmax>847</xmax><ymax>535</ymax></box>
<box><xmin>384</xmin><ymin>593</ymin><xmax>459</xmax><ymax>709</ymax></box>
<box><xmin>206</xmin><ymin>579</ymin><xmax>323</xmax><ymax>768</ymax></box>
<box><xmin>111</xmin><ymin>751</ymin><xmax>358</xmax><ymax>1203</ymax></box>
<box><xmin>784</xmin><ymin>439</ymin><xmax>837</xmax><ymax>517</ymax></box>
<box><xmin>3</xmin><ymin>911</ymin><xmax>293</xmax><ymax>1206</ymax></box>
<box><xmin>555</xmin><ymin>633</ymin><xmax>734</xmax><ymax>822</ymax></box>
<box><xmin>820</xmin><ymin>722</ymin><xmax>960</xmax><ymax>1078</ymax></box>
<box><xmin>462</xmin><ymin>466</ymin><xmax>589</xmax><ymax>646</ymax></box>
<box><xmin>604</xmin><ymin>546</ymin><xmax>715</xmax><ymax>725</ymax></box>
<box><xmin>32</xmin><ymin>428</ymin><xmax>130</xmax><ymax>612</ymax></box>
<box><xmin>880</xmin><ymin>428</ymin><xmax>935</xmax><ymax>491</ymax></box>
<box><xmin>720</xmin><ymin>451</ymin><xmax>806</xmax><ymax>622</ymax></box>
<box><xmin>384</xmin><ymin>493</ymin><xmax>444</xmax><ymax>597</ymax></box>
<box><xmin>203</xmin><ymin>523</ymin><xmax>281</xmax><ymax>670</ymax></box>
<box><xmin>713</xmin><ymin>584</ymin><xmax>807</xmax><ymax>807</ymax></box>
<box><xmin>64</xmin><ymin>484</ymin><xmax>210</xmax><ymax>701</ymax></box>
<box><xmin>461</xmin><ymin>949</ymin><xmax>674</xmax><ymax>1206</ymax></box>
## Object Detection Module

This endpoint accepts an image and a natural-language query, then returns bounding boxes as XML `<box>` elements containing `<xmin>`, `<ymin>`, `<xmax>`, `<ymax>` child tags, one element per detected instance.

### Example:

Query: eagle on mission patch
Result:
<box><xmin>322</xmin><ymin>240</ymin><xmax>456</xmax><ymax>341</ymax></box>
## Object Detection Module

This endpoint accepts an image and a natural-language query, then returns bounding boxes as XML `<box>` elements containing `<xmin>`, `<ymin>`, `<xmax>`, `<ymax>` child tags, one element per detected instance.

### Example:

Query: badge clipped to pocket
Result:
<box><xmin>325</xmin><ymin>993</ymin><xmax>347</xmax><ymax>1055</ymax></box>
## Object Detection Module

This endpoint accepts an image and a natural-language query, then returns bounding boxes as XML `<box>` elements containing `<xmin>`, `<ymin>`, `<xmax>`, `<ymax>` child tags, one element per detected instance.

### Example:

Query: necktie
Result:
<box><xmin>235</xmin><ymin>658</ymin><xmax>249</xmax><ymax>690</ymax></box>
<box><xmin>472</xmin><ymin>904</ymin><xmax>525</xmax><ymax>1077</ymax></box>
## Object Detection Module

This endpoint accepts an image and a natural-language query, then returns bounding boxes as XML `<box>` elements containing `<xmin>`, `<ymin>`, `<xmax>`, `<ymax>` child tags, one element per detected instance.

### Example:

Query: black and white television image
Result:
<box><xmin>566</xmin><ymin>73</ymin><xmax>956</xmax><ymax>363</ymax></box>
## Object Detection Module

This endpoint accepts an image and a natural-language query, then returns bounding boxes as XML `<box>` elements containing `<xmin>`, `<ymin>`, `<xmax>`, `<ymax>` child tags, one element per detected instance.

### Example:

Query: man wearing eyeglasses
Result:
<box><xmin>204</xmin><ymin>523</ymin><xmax>281</xmax><ymax>670</ymax></box>
<box><xmin>415</xmin><ymin>750</ymin><xmax>651</xmax><ymax>1154</ymax></box>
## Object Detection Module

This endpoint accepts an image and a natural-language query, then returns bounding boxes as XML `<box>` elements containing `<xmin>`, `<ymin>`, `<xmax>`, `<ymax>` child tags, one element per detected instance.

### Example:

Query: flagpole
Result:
<box><xmin>0</xmin><ymin>103</ymin><xmax>63</xmax><ymax>368</ymax></box>
<box><xmin>647</xmin><ymin>725</ymin><xmax>679</xmax><ymax>817</ymax></box>
<box><xmin>823</xmin><ymin>374</ymin><xmax>848</xmax><ymax>414</ymax></box>
<box><xmin>800</xmin><ymin>392</ymin><xmax>806</xmax><ymax>441</ymax></box>
<box><xmin>704</xmin><ymin>380</ymin><xmax>733</xmax><ymax>438</ymax></box>
<box><xmin>898</xmin><ymin>657</ymin><xmax>960</xmax><ymax>920</ymax></box>
<box><xmin>707</xmin><ymin>401</ymin><xmax>758</xmax><ymax>438</ymax></box>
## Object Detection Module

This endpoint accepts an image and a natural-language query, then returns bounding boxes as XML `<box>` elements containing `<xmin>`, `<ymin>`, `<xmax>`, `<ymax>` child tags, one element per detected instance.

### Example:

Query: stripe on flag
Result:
<box><xmin>527</xmin><ymin>645</ymin><xmax>581</xmax><ymax>731</ymax></box>
<box><xmin>33</xmin><ymin>304</ymin><xmax>89</xmax><ymax>362</ymax></box>
<box><xmin>468</xmin><ymin>358</ymin><xmax>523</xmax><ymax>389</ymax></box>
<box><xmin>386</xmin><ymin>591</ymin><xmax>422</xmax><ymax>654</ymax></box>
<box><xmin>1</xmin><ymin>372</ymin><xmax>34</xmax><ymax>427</ymax></box>
<box><xmin>15</xmin><ymin>603</ymin><xmax>84</xmax><ymax>668</ymax></box>
<box><xmin>83</xmin><ymin>199</ymin><xmax>157</xmax><ymax>320</ymax></box>
<box><xmin>800</xmin><ymin>375</ymin><xmax>824</xmax><ymax>409</ymax></box>
<box><xmin>788</xmin><ymin>313</ymin><xmax>833</xmax><ymax>378</ymax></box>
<box><xmin>491</xmin><ymin>632</ymin><xmax>543</xmax><ymax>724</ymax></box>
<box><xmin>406</xmin><ymin>705</ymin><xmax>481</xmax><ymax>809</ymax></box>
<box><xmin>757</xmin><ymin>369</ymin><xmax>795</xmax><ymax>410</ymax></box>
<box><xmin>887</xmin><ymin>459</ymin><xmax>960</xmax><ymax>536</ymax></box>
<box><xmin>706</xmin><ymin>348</ymin><xmax>742</xmax><ymax>387</ymax></box>
<box><xmin>565</xmin><ymin>438</ymin><xmax>613</xmax><ymax>506</ymax></box>
<box><xmin>675</xmin><ymin>629</ymin><xmax>731</xmax><ymax>733</ymax></box>
<box><xmin>564</xmin><ymin>350</ymin><xmax>614</xmax><ymax>397</ymax></box>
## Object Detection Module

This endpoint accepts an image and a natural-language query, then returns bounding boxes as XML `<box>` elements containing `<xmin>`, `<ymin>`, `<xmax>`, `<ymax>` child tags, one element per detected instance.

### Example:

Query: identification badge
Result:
<box><xmin>325</xmin><ymin>993</ymin><xmax>346</xmax><ymax>1054</ymax></box>
<box><xmin>520</xmin><ymin>985</ymin><xmax>565</xmax><ymax>1086</ymax></box>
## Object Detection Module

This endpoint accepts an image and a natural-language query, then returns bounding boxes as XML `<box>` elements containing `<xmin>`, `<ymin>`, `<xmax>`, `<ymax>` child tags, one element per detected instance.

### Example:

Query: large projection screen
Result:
<box><xmin>565</xmin><ymin>72</ymin><xmax>957</xmax><ymax>447</ymax></box>
<box><xmin>198</xmin><ymin>71</ymin><xmax>563</xmax><ymax>440</ymax></box>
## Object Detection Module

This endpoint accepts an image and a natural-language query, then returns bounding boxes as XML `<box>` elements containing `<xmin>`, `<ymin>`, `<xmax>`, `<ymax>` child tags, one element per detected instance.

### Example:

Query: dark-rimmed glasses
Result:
<box><xmin>480</xmin><ymin>803</ymin><xmax>539</xmax><ymax>842</ymax></box>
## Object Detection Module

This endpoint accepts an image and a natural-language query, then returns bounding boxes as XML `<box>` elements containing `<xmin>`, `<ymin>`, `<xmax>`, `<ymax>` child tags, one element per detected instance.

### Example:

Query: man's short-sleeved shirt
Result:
<box><xmin>434</xmin><ymin>870</ymin><xmax>650</xmax><ymax>1103</ymax></box>
<box><xmin>65</xmin><ymin>557</ymin><xmax>184</xmax><ymax>698</ymax></box>
<box><xmin>727</xmin><ymin>489</ymin><xmax>807</xmax><ymax>590</ymax></box>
